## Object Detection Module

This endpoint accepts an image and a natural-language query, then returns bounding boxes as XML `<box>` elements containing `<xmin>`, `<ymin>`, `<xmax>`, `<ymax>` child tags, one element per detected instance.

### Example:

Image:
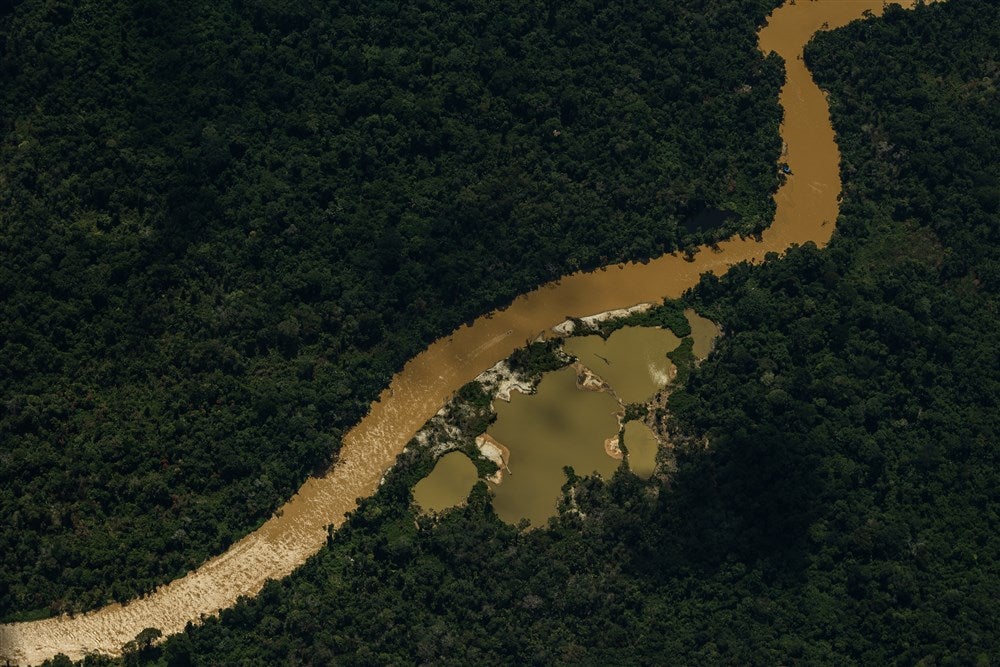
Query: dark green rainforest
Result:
<box><xmin>0</xmin><ymin>0</ymin><xmax>997</xmax><ymax>664</ymax></box>
<box><xmin>0</xmin><ymin>0</ymin><xmax>782</xmax><ymax>618</ymax></box>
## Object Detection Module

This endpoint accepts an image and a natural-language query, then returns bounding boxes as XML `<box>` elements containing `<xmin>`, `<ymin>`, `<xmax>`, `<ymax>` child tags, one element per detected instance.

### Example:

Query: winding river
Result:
<box><xmin>0</xmin><ymin>2</ymin><xmax>922</xmax><ymax>663</ymax></box>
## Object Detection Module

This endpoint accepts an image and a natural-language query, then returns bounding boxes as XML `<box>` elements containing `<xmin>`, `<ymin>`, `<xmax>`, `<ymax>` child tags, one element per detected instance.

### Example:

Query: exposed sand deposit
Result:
<box><xmin>473</xmin><ymin>359</ymin><xmax>533</xmax><ymax>403</ymax></box>
<box><xmin>552</xmin><ymin>303</ymin><xmax>654</xmax><ymax>335</ymax></box>
<box><xmin>604</xmin><ymin>436</ymin><xmax>625</xmax><ymax>461</ymax></box>
<box><xmin>475</xmin><ymin>434</ymin><xmax>511</xmax><ymax>484</ymax></box>
<box><xmin>0</xmin><ymin>2</ymin><xmax>925</xmax><ymax>663</ymax></box>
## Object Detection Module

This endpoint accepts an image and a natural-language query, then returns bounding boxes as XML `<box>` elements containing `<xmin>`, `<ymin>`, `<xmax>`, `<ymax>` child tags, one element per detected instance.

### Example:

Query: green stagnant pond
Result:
<box><xmin>622</xmin><ymin>420</ymin><xmax>659</xmax><ymax>480</ymax></box>
<box><xmin>563</xmin><ymin>327</ymin><xmax>681</xmax><ymax>404</ymax></box>
<box><xmin>412</xmin><ymin>317</ymin><xmax>722</xmax><ymax>525</ymax></box>
<box><xmin>412</xmin><ymin>451</ymin><xmax>479</xmax><ymax>513</ymax></box>
<box><xmin>487</xmin><ymin>366</ymin><xmax>621</xmax><ymax>526</ymax></box>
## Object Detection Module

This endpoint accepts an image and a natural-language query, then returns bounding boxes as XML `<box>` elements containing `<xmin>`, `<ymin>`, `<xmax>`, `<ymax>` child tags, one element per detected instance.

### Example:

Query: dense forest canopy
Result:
<box><xmin>0</xmin><ymin>0</ymin><xmax>783</xmax><ymax>617</ymax></box>
<box><xmin>93</xmin><ymin>0</ymin><xmax>995</xmax><ymax>664</ymax></box>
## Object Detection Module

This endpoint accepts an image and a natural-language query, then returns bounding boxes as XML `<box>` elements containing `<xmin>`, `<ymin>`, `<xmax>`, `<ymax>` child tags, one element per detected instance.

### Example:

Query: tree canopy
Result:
<box><xmin>0</xmin><ymin>0</ymin><xmax>783</xmax><ymax>617</ymax></box>
<box><xmin>123</xmin><ymin>0</ymin><xmax>997</xmax><ymax>663</ymax></box>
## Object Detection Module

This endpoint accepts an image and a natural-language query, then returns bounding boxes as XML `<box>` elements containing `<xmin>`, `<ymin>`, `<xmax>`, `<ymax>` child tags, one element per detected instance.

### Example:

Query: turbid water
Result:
<box><xmin>419</xmin><ymin>315</ymin><xmax>714</xmax><ymax>522</ymax></box>
<box><xmin>622</xmin><ymin>421</ymin><xmax>660</xmax><ymax>480</ymax></box>
<box><xmin>685</xmin><ymin>308</ymin><xmax>723</xmax><ymax>360</ymax></box>
<box><xmin>487</xmin><ymin>367</ymin><xmax>621</xmax><ymax>526</ymax></box>
<box><xmin>564</xmin><ymin>327</ymin><xmax>681</xmax><ymax>403</ymax></box>
<box><xmin>412</xmin><ymin>451</ymin><xmax>479</xmax><ymax>514</ymax></box>
<box><xmin>0</xmin><ymin>3</ymin><xmax>924</xmax><ymax>663</ymax></box>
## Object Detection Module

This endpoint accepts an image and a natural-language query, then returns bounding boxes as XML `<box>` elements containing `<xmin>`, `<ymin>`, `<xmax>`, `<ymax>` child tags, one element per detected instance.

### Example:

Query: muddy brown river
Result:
<box><xmin>0</xmin><ymin>2</ymin><xmax>924</xmax><ymax>663</ymax></box>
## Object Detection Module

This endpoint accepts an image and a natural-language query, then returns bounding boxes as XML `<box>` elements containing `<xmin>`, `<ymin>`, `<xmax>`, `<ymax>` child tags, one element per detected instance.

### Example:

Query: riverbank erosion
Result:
<box><xmin>0</xmin><ymin>1</ymin><xmax>925</xmax><ymax>663</ymax></box>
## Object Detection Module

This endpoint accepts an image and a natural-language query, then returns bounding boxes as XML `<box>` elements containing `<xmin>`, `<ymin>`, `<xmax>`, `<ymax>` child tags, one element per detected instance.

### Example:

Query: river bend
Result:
<box><xmin>0</xmin><ymin>2</ymin><xmax>921</xmax><ymax>663</ymax></box>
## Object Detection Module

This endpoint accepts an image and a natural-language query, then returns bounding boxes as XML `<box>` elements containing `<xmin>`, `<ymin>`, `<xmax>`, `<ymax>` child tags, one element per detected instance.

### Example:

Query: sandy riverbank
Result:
<box><xmin>552</xmin><ymin>303</ymin><xmax>654</xmax><ymax>335</ymax></box>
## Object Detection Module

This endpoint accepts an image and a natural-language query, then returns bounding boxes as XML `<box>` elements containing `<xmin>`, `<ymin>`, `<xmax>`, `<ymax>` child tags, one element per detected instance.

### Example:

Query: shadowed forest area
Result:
<box><xmin>0</xmin><ymin>0</ymin><xmax>783</xmax><ymax>618</ymax></box>
<box><xmin>105</xmin><ymin>0</ymin><xmax>994</xmax><ymax>664</ymax></box>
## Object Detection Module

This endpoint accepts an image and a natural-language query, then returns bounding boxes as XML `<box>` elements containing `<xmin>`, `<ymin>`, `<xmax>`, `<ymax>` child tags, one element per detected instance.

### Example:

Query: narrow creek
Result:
<box><xmin>0</xmin><ymin>2</ymin><xmax>923</xmax><ymax>663</ymax></box>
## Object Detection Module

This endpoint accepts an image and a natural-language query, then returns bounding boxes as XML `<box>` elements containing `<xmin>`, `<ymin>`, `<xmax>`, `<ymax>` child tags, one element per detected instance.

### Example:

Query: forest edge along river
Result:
<box><xmin>0</xmin><ymin>3</ymin><xmax>923</xmax><ymax>662</ymax></box>
<box><xmin>0</xmin><ymin>2</ymin><xmax>929</xmax><ymax>663</ymax></box>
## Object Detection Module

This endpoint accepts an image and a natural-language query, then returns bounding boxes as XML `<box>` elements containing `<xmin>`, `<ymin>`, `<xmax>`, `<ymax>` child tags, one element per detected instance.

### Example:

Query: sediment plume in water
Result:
<box><xmin>0</xmin><ymin>2</ymin><xmax>924</xmax><ymax>663</ymax></box>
